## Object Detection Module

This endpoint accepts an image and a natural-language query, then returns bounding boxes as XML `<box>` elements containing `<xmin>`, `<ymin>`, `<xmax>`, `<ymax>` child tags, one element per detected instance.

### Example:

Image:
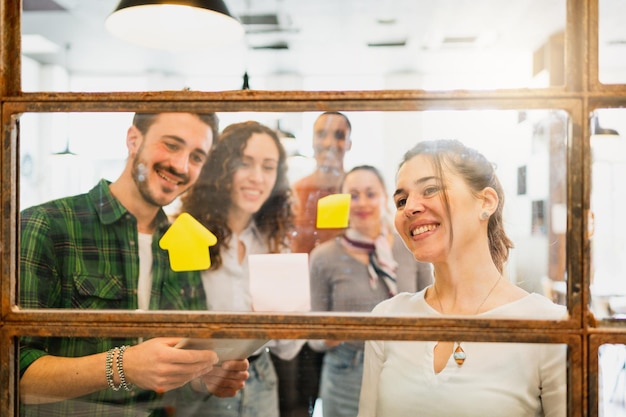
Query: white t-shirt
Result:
<box><xmin>358</xmin><ymin>291</ymin><xmax>568</xmax><ymax>417</ymax></box>
<box><xmin>137</xmin><ymin>232</ymin><xmax>153</xmax><ymax>311</ymax></box>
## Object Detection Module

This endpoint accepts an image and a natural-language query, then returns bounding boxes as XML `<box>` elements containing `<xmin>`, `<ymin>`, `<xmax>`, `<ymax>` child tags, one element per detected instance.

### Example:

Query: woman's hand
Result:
<box><xmin>199</xmin><ymin>359</ymin><xmax>250</xmax><ymax>398</ymax></box>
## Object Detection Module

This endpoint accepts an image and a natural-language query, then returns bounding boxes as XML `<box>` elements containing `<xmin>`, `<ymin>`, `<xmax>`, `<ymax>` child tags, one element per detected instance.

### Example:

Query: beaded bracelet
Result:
<box><xmin>116</xmin><ymin>345</ymin><xmax>134</xmax><ymax>392</ymax></box>
<box><xmin>105</xmin><ymin>347</ymin><xmax>122</xmax><ymax>391</ymax></box>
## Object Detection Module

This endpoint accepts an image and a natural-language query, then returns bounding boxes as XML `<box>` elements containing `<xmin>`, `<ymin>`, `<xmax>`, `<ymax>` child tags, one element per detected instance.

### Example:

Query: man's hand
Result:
<box><xmin>123</xmin><ymin>338</ymin><xmax>219</xmax><ymax>393</ymax></box>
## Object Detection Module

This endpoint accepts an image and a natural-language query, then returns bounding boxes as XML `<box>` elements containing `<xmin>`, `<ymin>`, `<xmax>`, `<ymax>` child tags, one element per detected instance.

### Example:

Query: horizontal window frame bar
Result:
<box><xmin>5</xmin><ymin>319</ymin><xmax>583</xmax><ymax>343</ymax></box>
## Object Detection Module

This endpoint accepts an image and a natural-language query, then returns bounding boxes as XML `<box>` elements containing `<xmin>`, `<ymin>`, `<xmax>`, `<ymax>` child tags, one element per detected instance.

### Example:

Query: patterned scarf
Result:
<box><xmin>341</xmin><ymin>228</ymin><xmax>398</xmax><ymax>296</ymax></box>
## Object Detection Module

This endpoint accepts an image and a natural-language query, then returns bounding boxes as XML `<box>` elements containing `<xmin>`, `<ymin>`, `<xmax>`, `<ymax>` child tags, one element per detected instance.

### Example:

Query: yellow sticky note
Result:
<box><xmin>159</xmin><ymin>212</ymin><xmax>218</xmax><ymax>272</ymax></box>
<box><xmin>316</xmin><ymin>193</ymin><xmax>351</xmax><ymax>229</ymax></box>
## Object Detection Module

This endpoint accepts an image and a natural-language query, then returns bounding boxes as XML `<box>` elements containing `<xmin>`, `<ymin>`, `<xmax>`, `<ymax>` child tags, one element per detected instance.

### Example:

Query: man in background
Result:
<box><xmin>274</xmin><ymin>111</ymin><xmax>353</xmax><ymax>417</ymax></box>
<box><xmin>291</xmin><ymin>111</ymin><xmax>352</xmax><ymax>254</ymax></box>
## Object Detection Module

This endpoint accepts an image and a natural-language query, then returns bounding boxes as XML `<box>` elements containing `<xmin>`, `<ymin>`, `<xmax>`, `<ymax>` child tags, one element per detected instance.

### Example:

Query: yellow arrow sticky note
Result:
<box><xmin>316</xmin><ymin>193</ymin><xmax>351</xmax><ymax>229</ymax></box>
<box><xmin>159</xmin><ymin>212</ymin><xmax>218</xmax><ymax>272</ymax></box>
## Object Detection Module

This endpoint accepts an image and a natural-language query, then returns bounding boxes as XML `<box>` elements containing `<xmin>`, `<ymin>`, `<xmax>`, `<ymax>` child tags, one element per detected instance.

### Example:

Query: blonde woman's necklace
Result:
<box><xmin>433</xmin><ymin>275</ymin><xmax>502</xmax><ymax>366</ymax></box>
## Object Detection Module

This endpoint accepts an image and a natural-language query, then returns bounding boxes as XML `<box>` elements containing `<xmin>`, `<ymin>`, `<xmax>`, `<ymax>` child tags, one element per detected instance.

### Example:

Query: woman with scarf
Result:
<box><xmin>308</xmin><ymin>165</ymin><xmax>432</xmax><ymax>417</ymax></box>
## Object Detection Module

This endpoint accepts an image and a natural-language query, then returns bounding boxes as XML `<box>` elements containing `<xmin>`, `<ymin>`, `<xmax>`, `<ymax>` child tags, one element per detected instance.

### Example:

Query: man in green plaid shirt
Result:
<box><xmin>19</xmin><ymin>112</ymin><xmax>249</xmax><ymax>416</ymax></box>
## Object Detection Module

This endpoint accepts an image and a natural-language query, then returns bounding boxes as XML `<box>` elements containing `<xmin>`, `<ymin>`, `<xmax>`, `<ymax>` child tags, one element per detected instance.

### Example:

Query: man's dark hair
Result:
<box><xmin>132</xmin><ymin>112</ymin><xmax>219</xmax><ymax>144</ymax></box>
<box><xmin>318</xmin><ymin>111</ymin><xmax>352</xmax><ymax>133</ymax></box>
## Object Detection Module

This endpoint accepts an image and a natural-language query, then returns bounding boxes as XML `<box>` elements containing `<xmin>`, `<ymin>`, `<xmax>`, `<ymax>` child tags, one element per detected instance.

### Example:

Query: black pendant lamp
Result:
<box><xmin>105</xmin><ymin>0</ymin><xmax>244</xmax><ymax>51</ymax></box>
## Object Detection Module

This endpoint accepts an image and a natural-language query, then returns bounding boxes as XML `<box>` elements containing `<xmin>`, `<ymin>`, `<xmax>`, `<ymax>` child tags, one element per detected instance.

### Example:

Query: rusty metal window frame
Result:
<box><xmin>1</xmin><ymin>1</ymin><xmax>625</xmax><ymax>416</ymax></box>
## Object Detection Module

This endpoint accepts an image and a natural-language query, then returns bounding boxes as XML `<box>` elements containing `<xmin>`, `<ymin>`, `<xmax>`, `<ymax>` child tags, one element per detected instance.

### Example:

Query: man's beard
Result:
<box><xmin>131</xmin><ymin>152</ymin><xmax>189</xmax><ymax>208</ymax></box>
<box><xmin>132</xmin><ymin>159</ymin><xmax>161</xmax><ymax>207</ymax></box>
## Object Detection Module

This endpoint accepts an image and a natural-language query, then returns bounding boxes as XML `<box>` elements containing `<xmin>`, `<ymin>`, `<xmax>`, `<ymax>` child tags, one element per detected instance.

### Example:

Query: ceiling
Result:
<box><xmin>18</xmin><ymin>0</ymin><xmax>626</xmax><ymax>84</ymax></box>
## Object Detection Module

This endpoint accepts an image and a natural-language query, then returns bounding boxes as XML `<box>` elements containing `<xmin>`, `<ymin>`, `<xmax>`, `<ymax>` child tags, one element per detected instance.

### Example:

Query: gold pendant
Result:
<box><xmin>453</xmin><ymin>343</ymin><xmax>466</xmax><ymax>366</ymax></box>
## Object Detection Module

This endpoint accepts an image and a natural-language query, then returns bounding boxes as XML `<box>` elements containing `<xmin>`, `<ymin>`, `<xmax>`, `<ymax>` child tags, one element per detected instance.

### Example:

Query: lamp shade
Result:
<box><xmin>105</xmin><ymin>0</ymin><xmax>244</xmax><ymax>51</ymax></box>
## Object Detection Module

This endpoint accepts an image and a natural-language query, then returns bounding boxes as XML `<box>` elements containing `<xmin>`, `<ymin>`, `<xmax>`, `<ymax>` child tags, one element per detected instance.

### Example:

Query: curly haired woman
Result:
<box><xmin>179</xmin><ymin>120</ymin><xmax>302</xmax><ymax>417</ymax></box>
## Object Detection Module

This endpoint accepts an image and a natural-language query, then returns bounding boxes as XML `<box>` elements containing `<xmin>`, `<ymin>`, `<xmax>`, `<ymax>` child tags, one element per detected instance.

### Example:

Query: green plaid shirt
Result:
<box><xmin>19</xmin><ymin>179</ymin><xmax>207</xmax><ymax>416</ymax></box>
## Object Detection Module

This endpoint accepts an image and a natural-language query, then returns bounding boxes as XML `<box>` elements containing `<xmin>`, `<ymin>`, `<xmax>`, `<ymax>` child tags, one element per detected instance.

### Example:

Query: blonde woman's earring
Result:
<box><xmin>481</xmin><ymin>212</ymin><xmax>489</xmax><ymax>220</ymax></box>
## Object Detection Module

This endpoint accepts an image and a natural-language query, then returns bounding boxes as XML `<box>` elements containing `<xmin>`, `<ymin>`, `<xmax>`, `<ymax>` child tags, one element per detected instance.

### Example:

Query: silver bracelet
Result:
<box><xmin>116</xmin><ymin>345</ymin><xmax>134</xmax><ymax>392</ymax></box>
<box><xmin>105</xmin><ymin>347</ymin><xmax>122</xmax><ymax>391</ymax></box>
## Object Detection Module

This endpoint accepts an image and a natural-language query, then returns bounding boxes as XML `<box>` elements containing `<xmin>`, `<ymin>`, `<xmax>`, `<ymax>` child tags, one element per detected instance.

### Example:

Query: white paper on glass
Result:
<box><xmin>248</xmin><ymin>253</ymin><xmax>311</xmax><ymax>312</ymax></box>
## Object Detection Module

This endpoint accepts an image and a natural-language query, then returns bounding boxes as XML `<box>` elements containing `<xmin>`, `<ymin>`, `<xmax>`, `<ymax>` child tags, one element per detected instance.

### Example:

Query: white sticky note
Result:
<box><xmin>248</xmin><ymin>253</ymin><xmax>310</xmax><ymax>312</ymax></box>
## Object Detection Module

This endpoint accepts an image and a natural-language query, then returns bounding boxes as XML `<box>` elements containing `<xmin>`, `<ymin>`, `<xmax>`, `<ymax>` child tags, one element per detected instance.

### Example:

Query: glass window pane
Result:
<box><xmin>18</xmin><ymin>109</ymin><xmax>568</xmax><ymax>316</ymax></box>
<box><xmin>18</xmin><ymin>336</ymin><xmax>568</xmax><ymax>416</ymax></box>
<box><xmin>599</xmin><ymin>0</ymin><xmax>626</xmax><ymax>85</ymax></box>
<box><xmin>21</xmin><ymin>0</ymin><xmax>565</xmax><ymax>92</ymax></box>
<box><xmin>591</xmin><ymin>109</ymin><xmax>626</xmax><ymax>319</ymax></box>
<box><xmin>599</xmin><ymin>344</ymin><xmax>626</xmax><ymax>416</ymax></box>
